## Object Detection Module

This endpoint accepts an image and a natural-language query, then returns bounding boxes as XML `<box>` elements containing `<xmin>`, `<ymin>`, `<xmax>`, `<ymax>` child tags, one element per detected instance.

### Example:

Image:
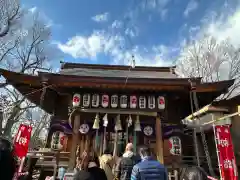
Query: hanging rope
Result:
<box><xmin>189</xmin><ymin>80</ymin><xmax>215</xmax><ymax>177</ymax></box>
<box><xmin>2</xmin><ymin>84</ymin><xmax>55</xmax><ymax>113</ymax></box>
<box><xmin>40</xmin><ymin>82</ymin><xmax>47</xmax><ymax>107</ymax></box>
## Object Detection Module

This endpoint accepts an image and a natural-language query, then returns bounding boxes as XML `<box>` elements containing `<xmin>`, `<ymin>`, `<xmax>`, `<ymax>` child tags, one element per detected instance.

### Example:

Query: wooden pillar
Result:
<box><xmin>155</xmin><ymin>115</ymin><xmax>164</xmax><ymax>164</ymax></box>
<box><xmin>68</xmin><ymin>113</ymin><xmax>80</xmax><ymax>171</ymax></box>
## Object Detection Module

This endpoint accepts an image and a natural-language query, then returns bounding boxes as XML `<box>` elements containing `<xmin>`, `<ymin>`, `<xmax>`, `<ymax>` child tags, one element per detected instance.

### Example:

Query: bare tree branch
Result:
<box><xmin>176</xmin><ymin>35</ymin><xmax>240</xmax><ymax>100</ymax></box>
<box><xmin>0</xmin><ymin>0</ymin><xmax>21</xmax><ymax>38</ymax></box>
<box><xmin>0</xmin><ymin>9</ymin><xmax>55</xmax><ymax>137</ymax></box>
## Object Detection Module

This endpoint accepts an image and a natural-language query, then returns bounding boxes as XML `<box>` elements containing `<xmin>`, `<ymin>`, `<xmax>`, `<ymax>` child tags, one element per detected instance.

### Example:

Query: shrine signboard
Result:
<box><xmin>214</xmin><ymin>125</ymin><xmax>238</xmax><ymax>180</ymax></box>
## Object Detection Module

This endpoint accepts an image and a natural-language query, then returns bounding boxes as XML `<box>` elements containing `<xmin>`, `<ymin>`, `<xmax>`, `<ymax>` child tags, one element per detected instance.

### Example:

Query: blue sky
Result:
<box><xmin>21</xmin><ymin>0</ymin><xmax>240</xmax><ymax>67</ymax></box>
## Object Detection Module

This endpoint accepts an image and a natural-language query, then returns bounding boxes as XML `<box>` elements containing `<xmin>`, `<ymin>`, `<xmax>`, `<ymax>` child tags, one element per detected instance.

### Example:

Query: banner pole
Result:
<box><xmin>18</xmin><ymin>157</ymin><xmax>26</xmax><ymax>173</ymax></box>
<box><xmin>212</xmin><ymin>123</ymin><xmax>223</xmax><ymax>180</ymax></box>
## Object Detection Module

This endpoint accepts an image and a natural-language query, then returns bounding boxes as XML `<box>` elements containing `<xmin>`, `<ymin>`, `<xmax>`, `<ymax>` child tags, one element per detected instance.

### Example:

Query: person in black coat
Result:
<box><xmin>0</xmin><ymin>137</ymin><xmax>17</xmax><ymax>180</ymax></box>
<box><xmin>74</xmin><ymin>152</ymin><xmax>107</xmax><ymax>180</ymax></box>
<box><xmin>116</xmin><ymin>143</ymin><xmax>139</xmax><ymax>180</ymax></box>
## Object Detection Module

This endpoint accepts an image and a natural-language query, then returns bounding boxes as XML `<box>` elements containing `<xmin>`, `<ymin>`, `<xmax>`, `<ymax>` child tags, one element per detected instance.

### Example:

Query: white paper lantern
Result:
<box><xmin>139</xmin><ymin>96</ymin><xmax>146</xmax><ymax>109</ymax></box>
<box><xmin>72</xmin><ymin>94</ymin><xmax>81</xmax><ymax>107</ymax></box>
<box><xmin>169</xmin><ymin>136</ymin><xmax>182</xmax><ymax>155</ymax></box>
<box><xmin>148</xmin><ymin>96</ymin><xmax>156</xmax><ymax>109</ymax></box>
<box><xmin>51</xmin><ymin>131</ymin><xmax>65</xmax><ymax>150</ymax></box>
<box><xmin>83</xmin><ymin>94</ymin><xmax>90</xmax><ymax>107</ymax></box>
<box><xmin>92</xmin><ymin>94</ymin><xmax>100</xmax><ymax>107</ymax></box>
<box><xmin>102</xmin><ymin>94</ymin><xmax>109</xmax><ymax>108</ymax></box>
<box><xmin>111</xmin><ymin>95</ymin><xmax>118</xmax><ymax>108</ymax></box>
<box><xmin>130</xmin><ymin>95</ymin><xmax>137</xmax><ymax>109</ymax></box>
<box><xmin>158</xmin><ymin>96</ymin><xmax>165</xmax><ymax>109</ymax></box>
<box><xmin>79</xmin><ymin>124</ymin><xmax>89</xmax><ymax>134</ymax></box>
<box><xmin>120</xmin><ymin>95</ymin><xmax>127</xmax><ymax>108</ymax></box>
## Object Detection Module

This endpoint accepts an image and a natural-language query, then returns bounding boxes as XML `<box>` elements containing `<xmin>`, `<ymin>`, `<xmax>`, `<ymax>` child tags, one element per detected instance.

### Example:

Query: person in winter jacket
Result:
<box><xmin>179</xmin><ymin>165</ymin><xmax>211</xmax><ymax>180</ymax></box>
<box><xmin>131</xmin><ymin>145</ymin><xmax>168</xmax><ymax>180</ymax></box>
<box><xmin>99</xmin><ymin>149</ymin><xmax>115</xmax><ymax>180</ymax></box>
<box><xmin>116</xmin><ymin>143</ymin><xmax>139</xmax><ymax>180</ymax></box>
<box><xmin>0</xmin><ymin>137</ymin><xmax>17</xmax><ymax>180</ymax></box>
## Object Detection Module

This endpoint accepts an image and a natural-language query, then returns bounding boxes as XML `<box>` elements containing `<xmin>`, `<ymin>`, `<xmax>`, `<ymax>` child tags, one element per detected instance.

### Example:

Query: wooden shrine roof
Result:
<box><xmin>60</xmin><ymin>62</ymin><xmax>178</xmax><ymax>79</ymax></box>
<box><xmin>0</xmin><ymin>64</ymin><xmax>235</xmax><ymax>113</ymax></box>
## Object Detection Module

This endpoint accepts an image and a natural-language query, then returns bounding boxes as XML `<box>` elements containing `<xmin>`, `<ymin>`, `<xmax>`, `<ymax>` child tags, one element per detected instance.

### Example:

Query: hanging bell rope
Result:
<box><xmin>115</xmin><ymin>114</ymin><xmax>122</xmax><ymax>131</ymax></box>
<box><xmin>93</xmin><ymin>113</ymin><xmax>100</xmax><ymax>151</ymax></box>
<box><xmin>126</xmin><ymin>115</ymin><xmax>132</xmax><ymax>144</ymax></box>
<box><xmin>133</xmin><ymin>115</ymin><xmax>141</xmax><ymax>153</ymax></box>
<box><xmin>113</xmin><ymin>114</ymin><xmax>122</xmax><ymax>157</ymax></box>
<box><xmin>134</xmin><ymin>115</ymin><xmax>141</xmax><ymax>132</ymax></box>
<box><xmin>103</xmin><ymin>113</ymin><xmax>108</xmax><ymax>152</ymax></box>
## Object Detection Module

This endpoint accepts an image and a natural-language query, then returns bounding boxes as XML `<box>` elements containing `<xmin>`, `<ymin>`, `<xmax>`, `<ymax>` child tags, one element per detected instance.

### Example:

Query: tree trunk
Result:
<box><xmin>3</xmin><ymin>106</ymin><xmax>21</xmax><ymax>138</ymax></box>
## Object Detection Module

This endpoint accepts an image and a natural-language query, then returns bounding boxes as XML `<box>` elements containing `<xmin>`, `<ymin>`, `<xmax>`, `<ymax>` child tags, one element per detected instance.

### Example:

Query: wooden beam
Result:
<box><xmin>77</xmin><ymin>108</ymin><xmax>157</xmax><ymax>116</ymax></box>
<box><xmin>68</xmin><ymin>113</ymin><xmax>80</xmax><ymax>171</ymax></box>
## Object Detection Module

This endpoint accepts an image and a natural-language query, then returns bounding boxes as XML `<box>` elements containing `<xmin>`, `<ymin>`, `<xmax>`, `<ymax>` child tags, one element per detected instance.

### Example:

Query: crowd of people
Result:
<box><xmin>73</xmin><ymin>143</ymin><xmax>168</xmax><ymax>180</ymax></box>
<box><xmin>0</xmin><ymin>137</ymin><xmax>212</xmax><ymax>180</ymax></box>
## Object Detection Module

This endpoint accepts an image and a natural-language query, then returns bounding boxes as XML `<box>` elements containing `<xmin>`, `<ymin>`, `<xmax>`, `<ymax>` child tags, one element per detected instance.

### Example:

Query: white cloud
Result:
<box><xmin>57</xmin><ymin>31</ymin><xmax>125</xmax><ymax>60</ymax></box>
<box><xmin>92</xmin><ymin>12</ymin><xmax>109</xmax><ymax>22</ymax></box>
<box><xmin>57</xmin><ymin>1</ymin><xmax>240</xmax><ymax>69</ymax></box>
<box><xmin>141</xmin><ymin>0</ymin><xmax>170</xmax><ymax>20</ymax></box>
<box><xmin>57</xmin><ymin>29</ymin><xmax>173</xmax><ymax>67</ymax></box>
<box><xmin>111</xmin><ymin>20</ymin><xmax>123</xmax><ymax>29</ymax></box>
<box><xmin>185</xmin><ymin>5</ymin><xmax>240</xmax><ymax>47</ymax></box>
<box><xmin>29</xmin><ymin>7</ymin><xmax>37</xmax><ymax>13</ymax></box>
<box><xmin>183</xmin><ymin>0</ymin><xmax>198</xmax><ymax>17</ymax></box>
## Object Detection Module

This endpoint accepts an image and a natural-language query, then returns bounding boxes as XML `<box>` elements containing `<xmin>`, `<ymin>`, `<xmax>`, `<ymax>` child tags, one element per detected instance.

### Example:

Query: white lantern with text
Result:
<box><xmin>83</xmin><ymin>94</ymin><xmax>90</xmax><ymax>107</ymax></box>
<box><xmin>158</xmin><ymin>96</ymin><xmax>165</xmax><ymax>110</ymax></box>
<box><xmin>51</xmin><ymin>131</ymin><xmax>66</xmax><ymax>150</ymax></box>
<box><xmin>148</xmin><ymin>96</ymin><xmax>156</xmax><ymax>109</ymax></box>
<box><xmin>139</xmin><ymin>96</ymin><xmax>146</xmax><ymax>109</ymax></box>
<box><xmin>169</xmin><ymin>136</ymin><xmax>181</xmax><ymax>156</ymax></box>
<box><xmin>72</xmin><ymin>94</ymin><xmax>81</xmax><ymax>107</ymax></box>
<box><xmin>102</xmin><ymin>94</ymin><xmax>109</xmax><ymax>108</ymax></box>
<box><xmin>111</xmin><ymin>95</ymin><xmax>118</xmax><ymax>108</ymax></box>
<box><xmin>130</xmin><ymin>95</ymin><xmax>137</xmax><ymax>109</ymax></box>
<box><xmin>120</xmin><ymin>95</ymin><xmax>128</xmax><ymax>108</ymax></box>
<box><xmin>92</xmin><ymin>94</ymin><xmax>100</xmax><ymax>107</ymax></box>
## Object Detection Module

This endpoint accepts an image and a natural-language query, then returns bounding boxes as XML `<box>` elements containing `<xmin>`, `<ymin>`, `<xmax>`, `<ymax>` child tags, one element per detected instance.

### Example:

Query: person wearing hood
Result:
<box><xmin>99</xmin><ymin>149</ymin><xmax>115</xmax><ymax>180</ymax></box>
<box><xmin>115</xmin><ymin>143</ymin><xmax>139</xmax><ymax>180</ymax></box>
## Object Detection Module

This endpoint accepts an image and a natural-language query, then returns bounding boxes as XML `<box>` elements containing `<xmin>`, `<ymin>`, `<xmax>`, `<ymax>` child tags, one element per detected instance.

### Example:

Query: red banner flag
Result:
<box><xmin>214</xmin><ymin>125</ymin><xmax>238</xmax><ymax>180</ymax></box>
<box><xmin>13</xmin><ymin>124</ymin><xmax>32</xmax><ymax>158</ymax></box>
